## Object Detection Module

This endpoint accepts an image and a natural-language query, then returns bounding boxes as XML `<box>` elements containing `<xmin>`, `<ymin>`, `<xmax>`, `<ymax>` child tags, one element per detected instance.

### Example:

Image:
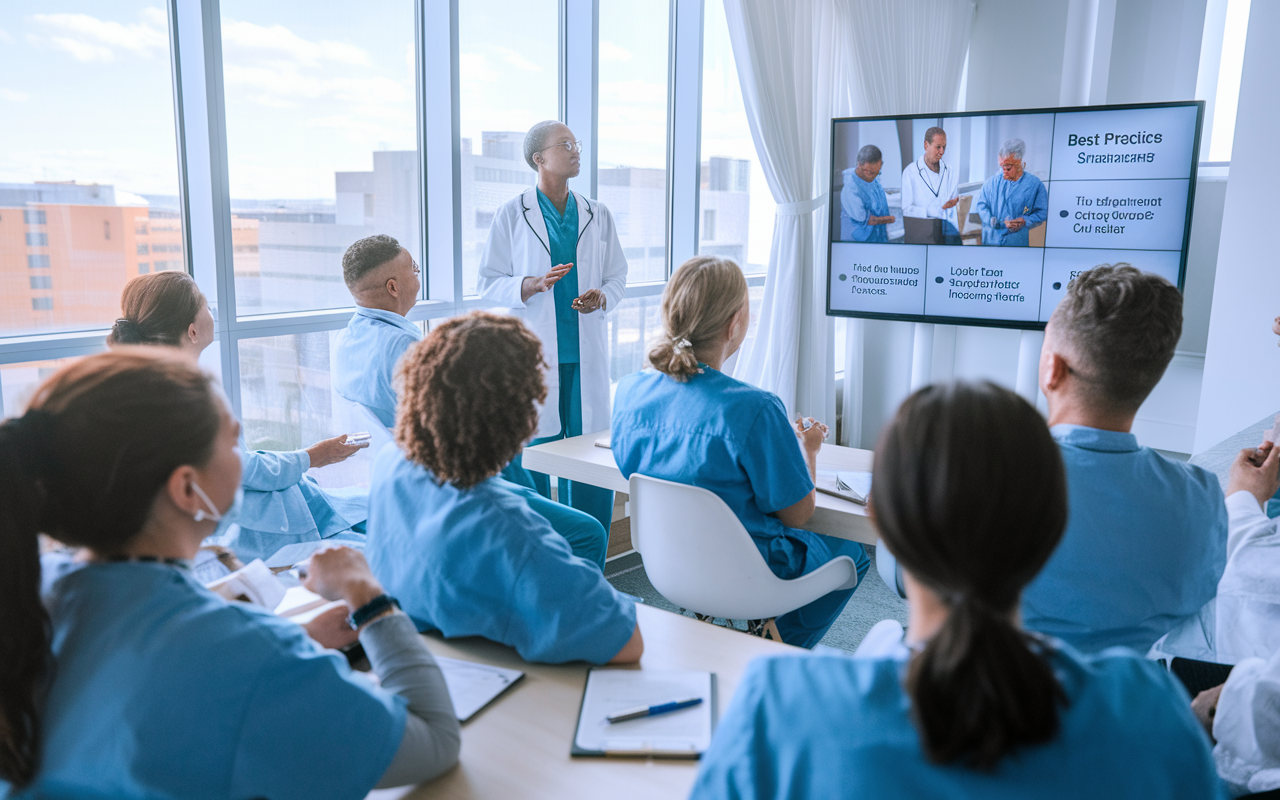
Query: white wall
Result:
<box><xmin>1194</xmin><ymin>0</ymin><xmax>1280</xmax><ymax>453</ymax></box>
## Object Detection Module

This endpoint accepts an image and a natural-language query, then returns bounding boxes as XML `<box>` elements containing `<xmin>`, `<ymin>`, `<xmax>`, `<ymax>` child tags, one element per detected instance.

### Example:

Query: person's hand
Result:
<box><xmin>1227</xmin><ymin>443</ymin><xmax>1280</xmax><ymax>507</ymax></box>
<box><xmin>572</xmin><ymin>288</ymin><xmax>606</xmax><ymax>314</ymax></box>
<box><xmin>795</xmin><ymin>417</ymin><xmax>828</xmax><ymax>456</ymax></box>
<box><xmin>306</xmin><ymin>434</ymin><xmax>368</xmax><ymax>469</ymax></box>
<box><xmin>302</xmin><ymin>603</ymin><xmax>360</xmax><ymax>651</ymax></box>
<box><xmin>520</xmin><ymin>263</ymin><xmax>573</xmax><ymax>302</ymax></box>
<box><xmin>869</xmin><ymin>214</ymin><xmax>895</xmax><ymax>226</ymax></box>
<box><xmin>1006</xmin><ymin>217</ymin><xmax>1025</xmax><ymax>233</ymax></box>
<box><xmin>942</xmin><ymin>197</ymin><xmax>960</xmax><ymax>210</ymax></box>
<box><xmin>1191</xmin><ymin>683</ymin><xmax>1224</xmax><ymax>740</ymax></box>
<box><xmin>304</xmin><ymin>546</ymin><xmax>384</xmax><ymax>610</ymax></box>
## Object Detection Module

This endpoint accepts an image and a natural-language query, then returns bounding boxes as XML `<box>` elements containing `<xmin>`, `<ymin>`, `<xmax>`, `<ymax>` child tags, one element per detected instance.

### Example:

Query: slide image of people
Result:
<box><xmin>901</xmin><ymin>126</ymin><xmax>961</xmax><ymax>245</ymax></box>
<box><xmin>840</xmin><ymin>145</ymin><xmax>895</xmax><ymax>243</ymax></box>
<box><xmin>976</xmin><ymin>138</ymin><xmax>1049</xmax><ymax>247</ymax></box>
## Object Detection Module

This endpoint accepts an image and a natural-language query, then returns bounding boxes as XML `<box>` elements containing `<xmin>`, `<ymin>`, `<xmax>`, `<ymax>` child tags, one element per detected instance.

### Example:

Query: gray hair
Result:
<box><xmin>342</xmin><ymin>234</ymin><xmax>402</xmax><ymax>289</ymax></box>
<box><xmin>998</xmin><ymin>138</ymin><xmax>1026</xmax><ymax>161</ymax></box>
<box><xmin>924</xmin><ymin>126</ymin><xmax>946</xmax><ymax>144</ymax></box>
<box><xmin>856</xmin><ymin>144</ymin><xmax>883</xmax><ymax>166</ymax></box>
<box><xmin>523</xmin><ymin>120</ymin><xmax>563</xmax><ymax>171</ymax></box>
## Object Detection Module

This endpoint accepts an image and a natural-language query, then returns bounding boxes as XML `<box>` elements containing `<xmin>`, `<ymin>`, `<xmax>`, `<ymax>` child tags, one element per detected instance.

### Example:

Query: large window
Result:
<box><xmin>457</xmin><ymin>0</ymin><xmax>558</xmax><ymax>297</ymax></box>
<box><xmin>598</xmin><ymin>0</ymin><xmax>671</xmax><ymax>285</ymax></box>
<box><xmin>220</xmin><ymin>0</ymin><xmax>419</xmax><ymax>316</ymax></box>
<box><xmin>698</xmin><ymin>0</ymin><xmax>774</xmax><ymax>275</ymax></box>
<box><xmin>0</xmin><ymin>2</ymin><xmax>185</xmax><ymax>336</ymax></box>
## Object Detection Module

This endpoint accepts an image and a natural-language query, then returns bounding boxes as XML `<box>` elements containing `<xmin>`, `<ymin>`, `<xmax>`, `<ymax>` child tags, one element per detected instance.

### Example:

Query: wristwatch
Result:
<box><xmin>348</xmin><ymin>594</ymin><xmax>400</xmax><ymax>630</ymax></box>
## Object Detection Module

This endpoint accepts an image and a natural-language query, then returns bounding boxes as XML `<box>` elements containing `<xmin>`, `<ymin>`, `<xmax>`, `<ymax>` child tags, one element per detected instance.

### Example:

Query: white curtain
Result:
<box><xmin>725</xmin><ymin>0</ymin><xmax>854</xmax><ymax>420</ymax></box>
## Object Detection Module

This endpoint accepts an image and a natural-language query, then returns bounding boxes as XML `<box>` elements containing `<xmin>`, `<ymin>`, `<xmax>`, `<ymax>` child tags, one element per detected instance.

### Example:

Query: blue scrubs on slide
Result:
<box><xmin>365</xmin><ymin>445</ymin><xmax>636</xmax><ymax>664</ymax></box>
<box><xmin>523</xmin><ymin>188</ymin><xmax>615</xmax><ymax>536</ymax></box>
<box><xmin>333</xmin><ymin>304</ymin><xmax>607</xmax><ymax>569</ymax></box>
<box><xmin>689</xmin><ymin>623</ymin><xmax>1226</xmax><ymax>799</ymax></box>
<box><xmin>18</xmin><ymin>561</ymin><xmax>404</xmax><ymax>800</ymax></box>
<box><xmin>1022</xmin><ymin>425</ymin><xmax>1227</xmax><ymax>653</ymax></box>
<box><xmin>612</xmin><ymin>367</ymin><xmax>870</xmax><ymax>648</ymax></box>
<box><xmin>976</xmin><ymin>170</ymin><xmax>1049</xmax><ymax>246</ymax></box>
<box><xmin>839</xmin><ymin>167</ymin><xmax>890</xmax><ymax>243</ymax></box>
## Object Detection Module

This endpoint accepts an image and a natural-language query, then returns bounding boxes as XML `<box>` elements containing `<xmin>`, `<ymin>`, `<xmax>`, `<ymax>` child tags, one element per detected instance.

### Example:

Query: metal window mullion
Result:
<box><xmin>422</xmin><ymin>0</ymin><xmax>461</xmax><ymax>307</ymax></box>
<box><xmin>667</xmin><ymin>0</ymin><xmax>704</xmax><ymax>275</ymax></box>
<box><xmin>563</xmin><ymin>0</ymin><xmax>598</xmax><ymax>200</ymax></box>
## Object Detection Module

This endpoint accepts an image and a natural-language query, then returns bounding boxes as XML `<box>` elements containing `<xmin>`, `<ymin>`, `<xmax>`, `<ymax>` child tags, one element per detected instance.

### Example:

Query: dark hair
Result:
<box><xmin>872</xmin><ymin>381</ymin><xmax>1068</xmax><ymax>771</ymax></box>
<box><xmin>107</xmin><ymin>271</ymin><xmax>204</xmax><ymax>348</ymax></box>
<box><xmin>924</xmin><ymin>126</ymin><xmax>946</xmax><ymax>144</ymax></box>
<box><xmin>1050</xmin><ymin>263</ymin><xmax>1182</xmax><ymax>413</ymax></box>
<box><xmin>342</xmin><ymin>234</ymin><xmax>403</xmax><ymax>290</ymax></box>
<box><xmin>856</xmin><ymin>144</ymin><xmax>882</xmax><ymax>166</ymax></box>
<box><xmin>648</xmin><ymin>256</ymin><xmax>748</xmax><ymax>382</ymax></box>
<box><xmin>0</xmin><ymin>348</ymin><xmax>223</xmax><ymax>787</ymax></box>
<box><xmin>396</xmin><ymin>311</ymin><xmax>546</xmax><ymax>488</ymax></box>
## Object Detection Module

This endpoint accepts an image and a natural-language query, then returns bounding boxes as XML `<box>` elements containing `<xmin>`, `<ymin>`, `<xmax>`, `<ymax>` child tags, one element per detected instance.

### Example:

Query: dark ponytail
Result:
<box><xmin>0</xmin><ymin>348</ymin><xmax>222</xmax><ymax>787</ymax></box>
<box><xmin>872</xmin><ymin>381</ymin><xmax>1068</xmax><ymax>771</ymax></box>
<box><xmin>107</xmin><ymin>271</ymin><xmax>205</xmax><ymax>348</ymax></box>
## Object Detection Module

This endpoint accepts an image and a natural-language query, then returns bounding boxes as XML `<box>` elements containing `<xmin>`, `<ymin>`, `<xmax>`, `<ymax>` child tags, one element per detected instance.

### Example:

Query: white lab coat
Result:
<box><xmin>1213</xmin><ymin>648</ymin><xmax>1280</xmax><ymax>795</ymax></box>
<box><xmin>477</xmin><ymin>188</ymin><xmax>628</xmax><ymax>439</ymax></box>
<box><xmin>1214</xmin><ymin>491</ymin><xmax>1280</xmax><ymax>664</ymax></box>
<box><xmin>900</xmin><ymin>155</ymin><xmax>959</xmax><ymax>230</ymax></box>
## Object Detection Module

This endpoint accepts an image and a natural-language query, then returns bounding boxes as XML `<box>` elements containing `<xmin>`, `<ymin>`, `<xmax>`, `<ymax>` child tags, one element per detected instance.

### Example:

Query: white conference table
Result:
<box><xmin>521</xmin><ymin>430</ymin><xmax>876</xmax><ymax>546</ymax></box>
<box><xmin>368</xmin><ymin>604</ymin><xmax>797</xmax><ymax>800</ymax></box>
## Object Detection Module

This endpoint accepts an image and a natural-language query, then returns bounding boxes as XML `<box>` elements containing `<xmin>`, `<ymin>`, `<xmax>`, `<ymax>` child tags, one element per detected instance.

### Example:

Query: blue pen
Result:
<box><xmin>606</xmin><ymin>697</ymin><xmax>703</xmax><ymax>724</ymax></box>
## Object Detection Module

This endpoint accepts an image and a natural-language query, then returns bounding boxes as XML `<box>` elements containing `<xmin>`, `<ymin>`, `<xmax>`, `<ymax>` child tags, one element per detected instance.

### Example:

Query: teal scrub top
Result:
<box><xmin>1022</xmin><ymin>425</ymin><xmax>1227</xmax><ymax>653</ymax></box>
<box><xmin>690</xmin><ymin>634</ymin><xmax>1226</xmax><ymax>799</ymax></box>
<box><xmin>17</xmin><ymin>560</ymin><xmax>405</xmax><ymax>800</ymax></box>
<box><xmin>365</xmin><ymin>444</ymin><xmax>636</xmax><ymax>664</ymax></box>
<box><xmin>611</xmin><ymin>367</ymin><xmax>815</xmax><ymax>578</ymax></box>
<box><xmin>537</xmin><ymin>188</ymin><xmax>580</xmax><ymax>364</ymax></box>
<box><xmin>334</xmin><ymin>306</ymin><xmax>424</xmax><ymax>429</ymax></box>
<box><xmin>839</xmin><ymin>168</ymin><xmax>890</xmax><ymax>243</ymax></box>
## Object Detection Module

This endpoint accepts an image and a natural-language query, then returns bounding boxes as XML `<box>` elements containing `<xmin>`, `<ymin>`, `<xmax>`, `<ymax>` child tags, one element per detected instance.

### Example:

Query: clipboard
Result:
<box><xmin>571</xmin><ymin>669</ymin><xmax>716</xmax><ymax>759</ymax></box>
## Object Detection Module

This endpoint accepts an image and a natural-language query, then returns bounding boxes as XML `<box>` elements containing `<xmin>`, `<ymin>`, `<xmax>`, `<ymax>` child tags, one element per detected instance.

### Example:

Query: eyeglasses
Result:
<box><xmin>540</xmin><ymin>140</ymin><xmax>583</xmax><ymax>154</ymax></box>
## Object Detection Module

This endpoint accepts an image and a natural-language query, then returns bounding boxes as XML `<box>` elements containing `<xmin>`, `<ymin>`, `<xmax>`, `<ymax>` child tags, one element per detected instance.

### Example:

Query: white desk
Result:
<box><xmin>521</xmin><ymin>430</ymin><xmax>876</xmax><ymax>546</ymax></box>
<box><xmin>370</xmin><ymin>604</ymin><xmax>797</xmax><ymax>800</ymax></box>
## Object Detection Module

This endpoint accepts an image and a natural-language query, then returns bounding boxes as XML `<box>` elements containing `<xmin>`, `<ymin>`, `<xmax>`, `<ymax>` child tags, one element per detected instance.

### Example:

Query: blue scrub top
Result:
<box><xmin>364</xmin><ymin>444</ymin><xmax>636</xmax><ymax>664</ymax></box>
<box><xmin>1022</xmin><ymin>425</ymin><xmax>1228</xmax><ymax>653</ymax></box>
<box><xmin>611</xmin><ymin>367</ymin><xmax>816</xmax><ymax>578</ymax></box>
<box><xmin>840</xmin><ymin>168</ymin><xmax>890</xmax><ymax>243</ymax></box>
<box><xmin>975</xmin><ymin>171</ymin><xmax>1049</xmax><ymax>246</ymax></box>
<box><xmin>334</xmin><ymin>306</ymin><xmax>423</xmax><ymax>429</ymax></box>
<box><xmin>17</xmin><ymin>561</ymin><xmax>405</xmax><ymax>800</ymax></box>
<box><xmin>537</xmin><ymin>188</ymin><xmax>581</xmax><ymax>364</ymax></box>
<box><xmin>690</xmin><ymin>638</ymin><xmax>1225</xmax><ymax>799</ymax></box>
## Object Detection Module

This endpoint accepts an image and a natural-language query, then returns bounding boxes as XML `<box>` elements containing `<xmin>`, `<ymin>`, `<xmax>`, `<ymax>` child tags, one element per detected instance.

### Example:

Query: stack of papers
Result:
<box><xmin>436</xmin><ymin>657</ymin><xmax>525</xmax><ymax>722</ymax></box>
<box><xmin>815</xmin><ymin>469</ymin><xmax>872</xmax><ymax>504</ymax></box>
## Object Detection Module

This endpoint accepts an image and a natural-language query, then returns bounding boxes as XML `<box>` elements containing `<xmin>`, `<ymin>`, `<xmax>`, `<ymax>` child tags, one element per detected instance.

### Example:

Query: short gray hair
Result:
<box><xmin>856</xmin><ymin>144</ymin><xmax>883</xmax><ymax>166</ymax></box>
<box><xmin>342</xmin><ymin>234</ymin><xmax>402</xmax><ymax>289</ymax></box>
<box><xmin>924</xmin><ymin>126</ymin><xmax>946</xmax><ymax>144</ymax></box>
<box><xmin>998</xmin><ymin>138</ymin><xmax>1026</xmax><ymax>161</ymax></box>
<box><xmin>524</xmin><ymin>120</ymin><xmax>563</xmax><ymax>171</ymax></box>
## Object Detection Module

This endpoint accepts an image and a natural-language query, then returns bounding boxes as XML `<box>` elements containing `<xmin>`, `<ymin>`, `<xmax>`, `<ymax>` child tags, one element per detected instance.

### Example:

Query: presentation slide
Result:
<box><xmin>827</xmin><ymin>101</ymin><xmax>1202</xmax><ymax>328</ymax></box>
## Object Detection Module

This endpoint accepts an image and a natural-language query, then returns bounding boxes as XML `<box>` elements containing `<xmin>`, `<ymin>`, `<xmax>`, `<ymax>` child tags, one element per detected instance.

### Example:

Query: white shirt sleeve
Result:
<box><xmin>595</xmin><ymin>203</ymin><xmax>628</xmax><ymax>313</ymax></box>
<box><xmin>1213</xmin><ymin>652</ymin><xmax>1280</xmax><ymax>795</ymax></box>
<box><xmin>477</xmin><ymin>205</ymin><xmax>527</xmax><ymax>309</ymax></box>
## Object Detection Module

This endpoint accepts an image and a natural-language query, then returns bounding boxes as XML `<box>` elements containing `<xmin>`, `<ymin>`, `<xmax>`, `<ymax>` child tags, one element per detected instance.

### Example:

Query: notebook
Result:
<box><xmin>572</xmin><ymin>669</ymin><xmax>716</xmax><ymax>758</ymax></box>
<box><xmin>815</xmin><ymin>469</ymin><xmax>872</xmax><ymax>504</ymax></box>
<box><xmin>436</xmin><ymin>657</ymin><xmax>525</xmax><ymax>722</ymax></box>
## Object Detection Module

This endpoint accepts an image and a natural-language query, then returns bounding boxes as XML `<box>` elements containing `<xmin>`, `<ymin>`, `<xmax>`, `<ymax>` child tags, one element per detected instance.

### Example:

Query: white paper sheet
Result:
<box><xmin>574</xmin><ymin>669</ymin><xmax>713</xmax><ymax>755</ymax></box>
<box><xmin>436</xmin><ymin>657</ymin><xmax>524</xmax><ymax>722</ymax></box>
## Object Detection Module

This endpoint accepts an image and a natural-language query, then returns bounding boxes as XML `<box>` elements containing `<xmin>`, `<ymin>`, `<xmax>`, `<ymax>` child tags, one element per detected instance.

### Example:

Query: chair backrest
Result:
<box><xmin>629</xmin><ymin>474</ymin><xmax>858</xmax><ymax>621</ymax></box>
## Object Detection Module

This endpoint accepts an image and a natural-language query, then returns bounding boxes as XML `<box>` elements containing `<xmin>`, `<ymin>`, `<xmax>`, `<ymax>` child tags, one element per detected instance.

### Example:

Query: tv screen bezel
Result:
<box><xmin>824</xmin><ymin>99</ymin><xmax>1206</xmax><ymax>331</ymax></box>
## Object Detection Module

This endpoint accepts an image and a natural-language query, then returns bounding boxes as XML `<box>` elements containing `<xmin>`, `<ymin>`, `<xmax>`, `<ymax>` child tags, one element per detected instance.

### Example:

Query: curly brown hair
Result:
<box><xmin>395</xmin><ymin>311</ymin><xmax>547</xmax><ymax>488</ymax></box>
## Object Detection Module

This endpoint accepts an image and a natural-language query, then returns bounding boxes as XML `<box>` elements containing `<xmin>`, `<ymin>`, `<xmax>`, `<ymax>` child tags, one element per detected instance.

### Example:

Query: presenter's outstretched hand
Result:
<box><xmin>942</xmin><ymin>197</ymin><xmax>960</xmax><ymax>210</ymax></box>
<box><xmin>573</xmin><ymin>289</ymin><xmax>606</xmax><ymax>313</ymax></box>
<box><xmin>521</xmin><ymin>263</ymin><xmax>573</xmax><ymax>303</ymax></box>
<box><xmin>1228</xmin><ymin>443</ymin><xmax>1280</xmax><ymax>507</ymax></box>
<box><xmin>306</xmin><ymin>434</ymin><xmax>368</xmax><ymax>469</ymax></box>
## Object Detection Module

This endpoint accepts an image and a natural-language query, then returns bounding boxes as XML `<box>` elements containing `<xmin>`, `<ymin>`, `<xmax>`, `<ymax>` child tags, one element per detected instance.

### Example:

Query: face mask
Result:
<box><xmin>191</xmin><ymin>481</ymin><xmax>243</xmax><ymax>526</ymax></box>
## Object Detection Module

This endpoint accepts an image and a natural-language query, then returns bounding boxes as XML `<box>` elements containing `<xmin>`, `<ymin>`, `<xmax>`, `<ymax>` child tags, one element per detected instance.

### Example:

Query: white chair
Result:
<box><xmin>629</xmin><ymin>474</ymin><xmax>860</xmax><ymax>639</ymax></box>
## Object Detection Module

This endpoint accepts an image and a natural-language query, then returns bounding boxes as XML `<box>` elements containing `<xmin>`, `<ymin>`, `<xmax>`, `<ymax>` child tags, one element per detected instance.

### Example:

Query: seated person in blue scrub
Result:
<box><xmin>611</xmin><ymin>256</ymin><xmax>870</xmax><ymax>649</ymax></box>
<box><xmin>364</xmin><ymin>310</ymin><xmax>642</xmax><ymax>664</ymax></box>
<box><xmin>690</xmin><ymin>381</ymin><xmax>1224</xmax><ymax>800</ymax></box>
<box><xmin>333</xmin><ymin>235</ymin><xmax>608</xmax><ymax>570</ymax></box>
<box><xmin>976</xmin><ymin>137</ymin><xmax>1049</xmax><ymax>246</ymax></box>
<box><xmin>0</xmin><ymin>349</ymin><xmax>459</xmax><ymax>798</ymax></box>
<box><xmin>839</xmin><ymin>144</ymin><xmax>895</xmax><ymax>242</ymax></box>
<box><xmin>1021</xmin><ymin>264</ymin><xmax>1227</xmax><ymax>652</ymax></box>
<box><xmin>108</xmin><ymin>271</ymin><xmax>368</xmax><ymax>562</ymax></box>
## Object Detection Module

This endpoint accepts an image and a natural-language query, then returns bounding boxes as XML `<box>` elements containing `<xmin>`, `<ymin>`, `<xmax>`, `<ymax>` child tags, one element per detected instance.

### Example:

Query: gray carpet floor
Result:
<box><xmin>604</xmin><ymin>543</ymin><xmax>909</xmax><ymax>652</ymax></box>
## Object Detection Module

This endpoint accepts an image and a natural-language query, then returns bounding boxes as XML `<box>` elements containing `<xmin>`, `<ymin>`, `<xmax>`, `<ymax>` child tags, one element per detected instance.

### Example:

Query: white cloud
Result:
<box><xmin>222</xmin><ymin>64</ymin><xmax>407</xmax><ymax>108</ymax></box>
<box><xmin>0</xmin><ymin>88</ymin><xmax>29</xmax><ymax>102</ymax></box>
<box><xmin>460</xmin><ymin>52</ymin><xmax>500</xmax><ymax>84</ymax></box>
<box><xmin>599</xmin><ymin>41</ymin><xmax>633</xmax><ymax>62</ymax></box>
<box><xmin>0</xmin><ymin>27</ymin><xmax>14</xmax><ymax>44</ymax></box>
<box><xmin>492</xmin><ymin>46</ymin><xmax>544</xmax><ymax>73</ymax></box>
<box><xmin>221</xmin><ymin>19</ymin><xmax>370</xmax><ymax>69</ymax></box>
<box><xmin>29</xmin><ymin>11</ymin><xmax>168</xmax><ymax>62</ymax></box>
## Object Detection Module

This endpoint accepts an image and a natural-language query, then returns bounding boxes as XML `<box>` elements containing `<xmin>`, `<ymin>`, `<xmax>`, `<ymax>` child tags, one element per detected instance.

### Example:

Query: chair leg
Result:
<box><xmin>744</xmin><ymin>618</ymin><xmax>783</xmax><ymax>641</ymax></box>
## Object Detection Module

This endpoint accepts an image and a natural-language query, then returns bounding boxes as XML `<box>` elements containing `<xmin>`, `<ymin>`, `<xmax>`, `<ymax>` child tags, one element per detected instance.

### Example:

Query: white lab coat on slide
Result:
<box><xmin>477</xmin><ymin>188</ymin><xmax>628</xmax><ymax>440</ymax></box>
<box><xmin>900</xmin><ymin>155</ymin><xmax>959</xmax><ymax>230</ymax></box>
